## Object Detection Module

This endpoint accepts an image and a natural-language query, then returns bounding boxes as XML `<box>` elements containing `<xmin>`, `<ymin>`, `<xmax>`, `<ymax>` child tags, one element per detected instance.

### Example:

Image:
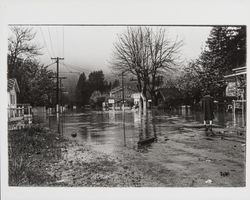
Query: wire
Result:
<box><xmin>64</xmin><ymin>62</ymin><xmax>91</xmax><ymax>72</ymax></box>
<box><xmin>39</xmin><ymin>27</ymin><xmax>52</xmax><ymax>60</ymax></box>
<box><xmin>61</xmin><ymin>61</ymin><xmax>71</xmax><ymax>73</ymax></box>
<box><xmin>56</xmin><ymin>27</ymin><xmax>60</xmax><ymax>56</ymax></box>
<box><xmin>62</xmin><ymin>63</ymin><xmax>90</xmax><ymax>75</ymax></box>
<box><xmin>60</xmin><ymin>71</ymin><xmax>81</xmax><ymax>74</ymax></box>
<box><xmin>62</xmin><ymin>26</ymin><xmax>65</xmax><ymax>69</ymax></box>
<box><xmin>62</xmin><ymin>26</ymin><xmax>64</xmax><ymax>62</ymax></box>
<box><xmin>44</xmin><ymin>61</ymin><xmax>56</xmax><ymax>68</ymax></box>
<box><xmin>62</xmin><ymin>63</ymin><xmax>82</xmax><ymax>73</ymax></box>
<box><xmin>48</xmin><ymin>27</ymin><xmax>55</xmax><ymax>57</ymax></box>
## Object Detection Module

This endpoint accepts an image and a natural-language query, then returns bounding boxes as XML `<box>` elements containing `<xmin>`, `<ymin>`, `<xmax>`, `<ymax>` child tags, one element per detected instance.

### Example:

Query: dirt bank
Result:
<box><xmin>8</xmin><ymin>125</ymin><xmax>162</xmax><ymax>186</ymax></box>
<box><xmin>8</xmin><ymin>125</ymin><xmax>64</xmax><ymax>186</ymax></box>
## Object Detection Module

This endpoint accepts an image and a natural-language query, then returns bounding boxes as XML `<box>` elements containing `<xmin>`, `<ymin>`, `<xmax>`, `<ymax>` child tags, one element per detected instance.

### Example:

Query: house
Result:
<box><xmin>108</xmin><ymin>86</ymin><xmax>138</xmax><ymax>109</ymax></box>
<box><xmin>8</xmin><ymin>78</ymin><xmax>21</xmax><ymax>120</ymax></box>
<box><xmin>224</xmin><ymin>66</ymin><xmax>246</xmax><ymax>100</ymax></box>
<box><xmin>224</xmin><ymin>66</ymin><xmax>246</xmax><ymax>126</ymax></box>
<box><xmin>8</xmin><ymin>78</ymin><xmax>32</xmax><ymax>129</ymax></box>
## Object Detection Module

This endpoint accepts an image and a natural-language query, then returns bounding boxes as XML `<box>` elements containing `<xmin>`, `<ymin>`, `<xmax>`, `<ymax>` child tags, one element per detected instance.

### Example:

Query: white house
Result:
<box><xmin>8</xmin><ymin>78</ymin><xmax>20</xmax><ymax>119</ymax></box>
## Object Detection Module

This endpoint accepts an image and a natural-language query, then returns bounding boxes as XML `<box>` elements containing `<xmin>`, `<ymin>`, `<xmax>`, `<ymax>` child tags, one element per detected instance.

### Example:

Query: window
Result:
<box><xmin>10</xmin><ymin>94</ymin><xmax>15</xmax><ymax>105</ymax></box>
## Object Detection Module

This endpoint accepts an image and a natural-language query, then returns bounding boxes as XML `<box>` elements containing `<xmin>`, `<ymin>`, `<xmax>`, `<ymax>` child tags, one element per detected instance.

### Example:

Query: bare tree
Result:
<box><xmin>111</xmin><ymin>26</ymin><xmax>182</xmax><ymax>107</ymax></box>
<box><xmin>8</xmin><ymin>26</ymin><xmax>41</xmax><ymax>67</ymax></box>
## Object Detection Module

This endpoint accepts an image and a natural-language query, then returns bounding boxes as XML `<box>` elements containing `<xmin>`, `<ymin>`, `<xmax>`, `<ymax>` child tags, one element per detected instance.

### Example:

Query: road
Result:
<box><xmin>46</xmin><ymin>110</ymin><xmax>246</xmax><ymax>187</ymax></box>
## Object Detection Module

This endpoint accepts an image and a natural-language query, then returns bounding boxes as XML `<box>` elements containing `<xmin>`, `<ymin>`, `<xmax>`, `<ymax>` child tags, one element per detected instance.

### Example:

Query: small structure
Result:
<box><xmin>109</xmin><ymin>86</ymin><xmax>137</xmax><ymax>110</ymax></box>
<box><xmin>224</xmin><ymin>66</ymin><xmax>246</xmax><ymax>127</ymax></box>
<box><xmin>8</xmin><ymin>78</ymin><xmax>32</xmax><ymax>130</ymax></box>
<box><xmin>224</xmin><ymin>66</ymin><xmax>246</xmax><ymax>99</ymax></box>
<box><xmin>131</xmin><ymin>93</ymin><xmax>141</xmax><ymax>106</ymax></box>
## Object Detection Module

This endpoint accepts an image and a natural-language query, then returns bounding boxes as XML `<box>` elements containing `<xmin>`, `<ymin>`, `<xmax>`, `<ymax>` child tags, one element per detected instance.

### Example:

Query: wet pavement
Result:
<box><xmin>45</xmin><ymin>109</ymin><xmax>246</xmax><ymax>186</ymax></box>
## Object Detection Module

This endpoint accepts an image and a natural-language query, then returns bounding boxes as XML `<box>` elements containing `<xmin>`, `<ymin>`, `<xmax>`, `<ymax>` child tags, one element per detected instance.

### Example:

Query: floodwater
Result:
<box><xmin>46</xmin><ymin>108</ymin><xmax>245</xmax><ymax>155</ymax></box>
<box><xmin>41</xmin><ymin>108</ymin><xmax>246</xmax><ymax>186</ymax></box>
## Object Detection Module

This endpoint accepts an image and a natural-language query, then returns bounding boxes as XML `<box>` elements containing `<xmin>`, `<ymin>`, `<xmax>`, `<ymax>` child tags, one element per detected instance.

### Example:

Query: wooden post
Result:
<box><xmin>123</xmin><ymin>110</ymin><xmax>126</xmax><ymax>147</ymax></box>
<box><xmin>241</xmin><ymin>94</ymin><xmax>244</xmax><ymax>127</ymax></box>
<box><xmin>233</xmin><ymin>100</ymin><xmax>236</xmax><ymax>127</ymax></box>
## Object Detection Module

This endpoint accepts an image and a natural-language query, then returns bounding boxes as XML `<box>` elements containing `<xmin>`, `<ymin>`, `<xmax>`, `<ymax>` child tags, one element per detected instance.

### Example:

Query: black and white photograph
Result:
<box><xmin>1</xmin><ymin>0</ymin><xmax>250</xmax><ymax>200</ymax></box>
<box><xmin>6</xmin><ymin>24</ymin><xmax>247</xmax><ymax>187</ymax></box>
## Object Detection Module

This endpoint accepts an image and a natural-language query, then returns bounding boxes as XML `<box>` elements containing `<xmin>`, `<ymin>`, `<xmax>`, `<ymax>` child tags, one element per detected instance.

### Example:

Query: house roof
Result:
<box><xmin>110</xmin><ymin>86</ymin><xmax>138</xmax><ymax>95</ymax></box>
<box><xmin>8</xmin><ymin>78</ymin><xmax>20</xmax><ymax>93</ymax></box>
<box><xmin>224</xmin><ymin>66</ymin><xmax>247</xmax><ymax>79</ymax></box>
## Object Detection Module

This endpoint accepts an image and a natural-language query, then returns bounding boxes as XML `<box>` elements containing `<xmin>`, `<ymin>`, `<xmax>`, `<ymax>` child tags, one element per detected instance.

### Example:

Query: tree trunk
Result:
<box><xmin>140</xmin><ymin>92</ymin><xmax>147</xmax><ymax>114</ymax></box>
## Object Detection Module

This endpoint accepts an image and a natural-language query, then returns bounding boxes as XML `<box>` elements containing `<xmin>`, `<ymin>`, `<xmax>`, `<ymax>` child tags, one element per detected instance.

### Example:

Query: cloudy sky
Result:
<box><xmin>9</xmin><ymin>25</ymin><xmax>212</xmax><ymax>75</ymax></box>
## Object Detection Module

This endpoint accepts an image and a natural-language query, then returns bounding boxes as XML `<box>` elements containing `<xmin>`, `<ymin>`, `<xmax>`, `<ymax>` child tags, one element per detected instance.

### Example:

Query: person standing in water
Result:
<box><xmin>202</xmin><ymin>93</ymin><xmax>215</xmax><ymax>134</ymax></box>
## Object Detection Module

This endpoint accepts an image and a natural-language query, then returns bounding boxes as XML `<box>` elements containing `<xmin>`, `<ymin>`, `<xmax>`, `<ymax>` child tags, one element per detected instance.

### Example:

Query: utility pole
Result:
<box><xmin>122</xmin><ymin>71</ymin><xmax>125</xmax><ymax>111</ymax></box>
<box><xmin>59</xmin><ymin>77</ymin><xmax>67</xmax><ymax>136</ymax></box>
<box><xmin>59</xmin><ymin>77</ymin><xmax>67</xmax><ymax>109</ymax></box>
<box><xmin>51</xmin><ymin>57</ymin><xmax>64</xmax><ymax>119</ymax></box>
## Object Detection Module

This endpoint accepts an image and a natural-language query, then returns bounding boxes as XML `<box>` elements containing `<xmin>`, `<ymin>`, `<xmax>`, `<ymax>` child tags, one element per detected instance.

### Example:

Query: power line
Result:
<box><xmin>48</xmin><ymin>27</ymin><xmax>55</xmax><ymax>57</ymax></box>
<box><xmin>62</xmin><ymin>26</ymin><xmax>64</xmax><ymax>59</ymax></box>
<box><xmin>64</xmin><ymin>62</ymin><xmax>91</xmax><ymax>72</ymax></box>
<box><xmin>60</xmin><ymin>71</ymin><xmax>81</xmax><ymax>74</ymax></box>
<box><xmin>62</xmin><ymin>26</ymin><xmax>65</xmax><ymax>70</ymax></box>
<box><xmin>44</xmin><ymin>61</ymin><xmax>56</xmax><ymax>68</ymax></box>
<box><xmin>61</xmin><ymin>62</ymin><xmax>71</xmax><ymax>73</ymax></box>
<box><xmin>39</xmin><ymin>27</ymin><xmax>52</xmax><ymax>60</ymax></box>
<box><xmin>62</xmin><ymin>63</ymin><xmax>83</xmax><ymax>72</ymax></box>
<box><xmin>56</xmin><ymin>27</ymin><xmax>61</xmax><ymax>57</ymax></box>
<box><xmin>62</xmin><ymin>63</ymin><xmax>83</xmax><ymax>73</ymax></box>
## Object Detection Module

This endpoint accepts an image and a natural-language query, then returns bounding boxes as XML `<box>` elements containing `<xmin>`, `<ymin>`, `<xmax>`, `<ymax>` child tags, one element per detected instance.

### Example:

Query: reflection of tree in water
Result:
<box><xmin>137</xmin><ymin>112</ymin><xmax>157</xmax><ymax>151</ymax></box>
<box><xmin>123</xmin><ymin>111</ymin><xmax>126</xmax><ymax>147</ymax></box>
<box><xmin>89</xmin><ymin>113</ymin><xmax>107</xmax><ymax>131</ymax></box>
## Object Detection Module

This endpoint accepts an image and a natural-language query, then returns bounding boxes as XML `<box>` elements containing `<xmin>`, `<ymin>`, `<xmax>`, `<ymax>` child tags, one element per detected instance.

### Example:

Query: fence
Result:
<box><xmin>8</xmin><ymin>104</ymin><xmax>32</xmax><ymax>130</ymax></box>
<box><xmin>8</xmin><ymin>107</ymin><xmax>24</xmax><ymax>120</ymax></box>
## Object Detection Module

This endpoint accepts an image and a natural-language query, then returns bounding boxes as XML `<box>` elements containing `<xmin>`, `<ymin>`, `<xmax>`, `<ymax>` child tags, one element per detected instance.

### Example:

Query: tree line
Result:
<box><xmin>75</xmin><ymin>71</ymin><xmax>120</xmax><ymax>108</ymax></box>
<box><xmin>111</xmin><ymin>26</ymin><xmax>246</xmax><ymax>108</ymax></box>
<box><xmin>8</xmin><ymin>26</ymin><xmax>246</xmax><ymax>109</ymax></box>
<box><xmin>8</xmin><ymin>27</ymin><xmax>56</xmax><ymax>107</ymax></box>
<box><xmin>7</xmin><ymin>26</ymin><xmax>120</xmax><ymax>108</ymax></box>
<box><xmin>166</xmin><ymin>26</ymin><xmax>246</xmax><ymax>107</ymax></box>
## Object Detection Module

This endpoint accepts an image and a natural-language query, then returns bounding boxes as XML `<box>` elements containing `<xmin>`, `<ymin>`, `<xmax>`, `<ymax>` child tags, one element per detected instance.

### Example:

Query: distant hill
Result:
<box><xmin>61</xmin><ymin>73</ymin><xmax>80</xmax><ymax>104</ymax></box>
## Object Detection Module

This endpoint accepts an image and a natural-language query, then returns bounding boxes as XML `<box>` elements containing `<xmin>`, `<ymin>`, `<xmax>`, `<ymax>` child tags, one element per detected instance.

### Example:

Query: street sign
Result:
<box><xmin>226</xmin><ymin>81</ymin><xmax>244</xmax><ymax>97</ymax></box>
<box><xmin>108</xmin><ymin>99</ymin><xmax>115</xmax><ymax>104</ymax></box>
<box><xmin>132</xmin><ymin>93</ymin><xmax>141</xmax><ymax>99</ymax></box>
<box><xmin>226</xmin><ymin>82</ymin><xmax>236</xmax><ymax>97</ymax></box>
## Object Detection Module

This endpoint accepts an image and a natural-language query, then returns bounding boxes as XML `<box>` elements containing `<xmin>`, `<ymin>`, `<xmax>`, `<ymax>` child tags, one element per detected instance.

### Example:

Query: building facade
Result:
<box><xmin>108</xmin><ymin>86</ymin><xmax>138</xmax><ymax>110</ymax></box>
<box><xmin>8</xmin><ymin>78</ymin><xmax>20</xmax><ymax>119</ymax></box>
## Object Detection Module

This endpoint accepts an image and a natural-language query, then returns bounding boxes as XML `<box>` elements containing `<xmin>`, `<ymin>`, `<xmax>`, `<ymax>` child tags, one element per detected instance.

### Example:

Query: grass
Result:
<box><xmin>8</xmin><ymin>124</ymin><xmax>64</xmax><ymax>186</ymax></box>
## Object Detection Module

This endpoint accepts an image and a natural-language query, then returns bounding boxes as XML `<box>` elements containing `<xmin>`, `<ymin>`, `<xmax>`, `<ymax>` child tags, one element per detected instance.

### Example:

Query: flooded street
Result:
<box><xmin>44</xmin><ymin>109</ymin><xmax>246</xmax><ymax>186</ymax></box>
<box><xmin>48</xmin><ymin>109</ymin><xmax>244</xmax><ymax>153</ymax></box>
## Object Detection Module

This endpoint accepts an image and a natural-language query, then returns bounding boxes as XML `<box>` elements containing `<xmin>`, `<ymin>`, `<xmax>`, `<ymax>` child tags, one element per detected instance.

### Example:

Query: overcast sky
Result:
<box><xmin>10</xmin><ymin>26</ymin><xmax>212</xmax><ymax>75</ymax></box>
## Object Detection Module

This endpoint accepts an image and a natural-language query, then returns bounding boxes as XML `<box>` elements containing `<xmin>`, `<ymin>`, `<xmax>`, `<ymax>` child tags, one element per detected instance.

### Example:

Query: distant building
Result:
<box><xmin>131</xmin><ymin>93</ymin><xmax>141</xmax><ymax>105</ymax></box>
<box><xmin>109</xmin><ymin>86</ymin><xmax>138</xmax><ymax>109</ymax></box>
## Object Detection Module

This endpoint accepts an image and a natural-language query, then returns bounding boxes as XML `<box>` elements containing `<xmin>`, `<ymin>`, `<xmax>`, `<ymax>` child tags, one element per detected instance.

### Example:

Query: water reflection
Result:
<box><xmin>41</xmin><ymin>107</ymin><xmax>245</xmax><ymax>156</ymax></box>
<box><xmin>122</xmin><ymin>111</ymin><xmax>126</xmax><ymax>147</ymax></box>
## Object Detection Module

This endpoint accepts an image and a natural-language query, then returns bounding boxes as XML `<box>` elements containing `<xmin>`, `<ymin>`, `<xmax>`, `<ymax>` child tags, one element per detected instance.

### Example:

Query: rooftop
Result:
<box><xmin>8</xmin><ymin>78</ymin><xmax>20</xmax><ymax>93</ymax></box>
